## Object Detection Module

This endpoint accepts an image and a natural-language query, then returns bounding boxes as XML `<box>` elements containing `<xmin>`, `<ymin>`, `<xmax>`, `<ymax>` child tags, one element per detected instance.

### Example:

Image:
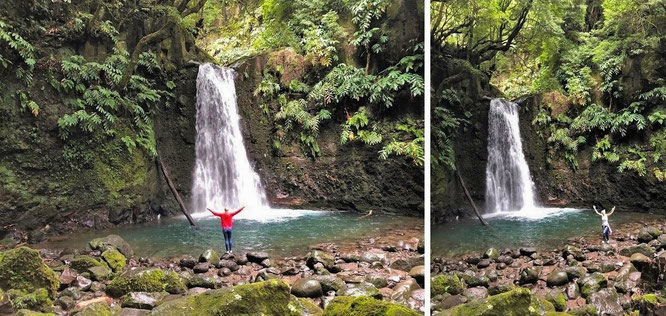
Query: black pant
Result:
<box><xmin>602</xmin><ymin>225</ymin><xmax>610</xmax><ymax>242</ymax></box>
<box><xmin>223</xmin><ymin>228</ymin><xmax>233</xmax><ymax>251</ymax></box>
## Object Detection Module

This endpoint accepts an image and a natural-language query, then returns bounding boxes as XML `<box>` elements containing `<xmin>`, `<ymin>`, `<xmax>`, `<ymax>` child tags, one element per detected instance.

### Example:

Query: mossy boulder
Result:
<box><xmin>7</xmin><ymin>288</ymin><xmax>53</xmax><ymax>313</ymax></box>
<box><xmin>340</xmin><ymin>282</ymin><xmax>382</xmax><ymax>300</ymax></box>
<box><xmin>150</xmin><ymin>279</ymin><xmax>295</xmax><ymax>315</ymax></box>
<box><xmin>637</xmin><ymin>226</ymin><xmax>661</xmax><ymax>242</ymax></box>
<box><xmin>323</xmin><ymin>296</ymin><xmax>420</xmax><ymax>316</ymax></box>
<box><xmin>545</xmin><ymin>290</ymin><xmax>567</xmax><ymax>312</ymax></box>
<box><xmin>306</xmin><ymin>250</ymin><xmax>335</xmax><ymax>270</ymax></box>
<box><xmin>199</xmin><ymin>249</ymin><xmax>220</xmax><ymax>267</ymax></box>
<box><xmin>101</xmin><ymin>248</ymin><xmax>126</xmax><ymax>272</ymax></box>
<box><xmin>546</xmin><ymin>269</ymin><xmax>569</xmax><ymax>287</ymax></box>
<box><xmin>14</xmin><ymin>310</ymin><xmax>56</xmax><ymax>316</ymax></box>
<box><xmin>0</xmin><ymin>247</ymin><xmax>59</xmax><ymax>298</ymax></box>
<box><xmin>76</xmin><ymin>302</ymin><xmax>114</xmax><ymax>316</ymax></box>
<box><xmin>107</xmin><ymin>268</ymin><xmax>186</xmax><ymax>297</ymax></box>
<box><xmin>483</xmin><ymin>248</ymin><xmax>500</xmax><ymax>260</ymax></box>
<box><xmin>578</xmin><ymin>272</ymin><xmax>607</xmax><ymax>298</ymax></box>
<box><xmin>88</xmin><ymin>265</ymin><xmax>113</xmax><ymax>281</ymax></box>
<box><xmin>432</xmin><ymin>274</ymin><xmax>464</xmax><ymax>296</ymax></box>
<box><xmin>442</xmin><ymin>287</ymin><xmax>555</xmax><ymax>316</ymax></box>
<box><xmin>619</xmin><ymin>243</ymin><xmax>654</xmax><ymax>257</ymax></box>
<box><xmin>89</xmin><ymin>235</ymin><xmax>134</xmax><ymax>257</ymax></box>
<box><xmin>70</xmin><ymin>255</ymin><xmax>107</xmax><ymax>273</ymax></box>
<box><xmin>631</xmin><ymin>293</ymin><xmax>666</xmax><ymax>315</ymax></box>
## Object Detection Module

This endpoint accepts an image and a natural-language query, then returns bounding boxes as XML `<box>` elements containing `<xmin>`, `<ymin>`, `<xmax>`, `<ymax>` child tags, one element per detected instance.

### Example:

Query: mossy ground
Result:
<box><xmin>106</xmin><ymin>268</ymin><xmax>186</xmax><ymax>297</ymax></box>
<box><xmin>323</xmin><ymin>296</ymin><xmax>420</xmax><ymax>316</ymax></box>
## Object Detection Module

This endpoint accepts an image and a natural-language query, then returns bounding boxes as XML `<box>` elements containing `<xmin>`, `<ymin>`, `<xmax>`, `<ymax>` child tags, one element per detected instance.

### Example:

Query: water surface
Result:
<box><xmin>432</xmin><ymin>208</ymin><xmax>662</xmax><ymax>257</ymax></box>
<box><xmin>41</xmin><ymin>212</ymin><xmax>420</xmax><ymax>259</ymax></box>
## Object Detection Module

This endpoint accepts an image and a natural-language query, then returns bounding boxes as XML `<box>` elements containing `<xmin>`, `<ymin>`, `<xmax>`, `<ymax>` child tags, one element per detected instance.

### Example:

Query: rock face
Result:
<box><xmin>0</xmin><ymin>247</ymin><xmax>60</xmax><ymax>297</ymax></box>
<box><xmin>151</xmin><ymin>279</ymin><xmax>293</xmax><ymax>315</ymax></box>
<box><xmin>107</xmin><ymin>268</ymin><xmax>186</xmax><ymax>297</ymax></box>
<box><xmin>323</xmin><ymin>296</ymin><xmax>420</xmax><ymax>316</ymax></box>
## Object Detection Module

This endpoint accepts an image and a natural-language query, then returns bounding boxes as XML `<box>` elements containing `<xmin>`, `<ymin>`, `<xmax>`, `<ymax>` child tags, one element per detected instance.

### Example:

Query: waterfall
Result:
<box><xmin>190</xmin><ymin>63</ymin><xmax>269</xmax><ymax>219</ymax></box>
<box><xmin>485</xmin><ymin>98</ymin><xmax>536</xmax><ymax>213</ymax></box>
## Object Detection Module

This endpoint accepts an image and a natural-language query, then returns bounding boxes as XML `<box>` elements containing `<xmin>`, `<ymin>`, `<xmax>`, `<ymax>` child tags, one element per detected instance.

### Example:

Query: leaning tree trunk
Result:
<box><xmin>157</xmin><ymin>155</ymin><xmax>196</xmax><ymax>226</ymax></box>
<box><xmin>454</xmin><ymin>166</ymin><xmax>489</xmax><ymax>226</ymax></box>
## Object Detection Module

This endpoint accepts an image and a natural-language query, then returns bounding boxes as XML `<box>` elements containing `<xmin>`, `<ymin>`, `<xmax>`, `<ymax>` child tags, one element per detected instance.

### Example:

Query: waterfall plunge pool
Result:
<box><xmin>432</xmin><ymin>208</ymin><xmax>663</xmax><ymax>258</ymax></box>
<box><xmin>38</xmin><ymin>211</ymin><xmax>421</xmax><ymax>259</ymax></box>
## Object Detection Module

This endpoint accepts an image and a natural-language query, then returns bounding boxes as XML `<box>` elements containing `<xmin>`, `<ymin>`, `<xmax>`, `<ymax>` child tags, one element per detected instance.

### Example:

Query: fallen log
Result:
<box><xmin>454</xmin><ymin>167</ymin><xmax>489</xmax><ymax>226</ymax></box>
<box><xmin>157</xmin><ymin>155</ymin><xmax>196</xmax><ymax>226</ymax></box>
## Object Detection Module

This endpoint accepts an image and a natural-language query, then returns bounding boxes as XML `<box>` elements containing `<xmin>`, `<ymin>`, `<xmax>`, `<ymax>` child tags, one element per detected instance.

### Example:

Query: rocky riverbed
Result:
<box><xmin>0</xmin><ymin>226</ymin><xmax>424</xmax><ymax>315</ymax></box>
<box><xmin>431</xmin><ymin>218</ymin><xmax>666</xmax><ymax>315</ymax></box>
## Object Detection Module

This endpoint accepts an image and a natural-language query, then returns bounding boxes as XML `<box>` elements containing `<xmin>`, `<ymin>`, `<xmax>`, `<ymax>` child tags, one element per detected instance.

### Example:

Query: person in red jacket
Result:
<box><xmin>208</xmin><ymin>206</ymin><xmax>245</xmax><ymax>254</ymax></box>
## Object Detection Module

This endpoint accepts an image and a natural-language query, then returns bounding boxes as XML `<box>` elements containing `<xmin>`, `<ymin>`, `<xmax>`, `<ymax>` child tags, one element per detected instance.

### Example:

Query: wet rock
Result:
<box><xmin>188</xmin><ymin>275</ymin><xmax>220</xmax><ymax>289</ymax></box>
<box><xmin>59</xmin><ymin>267</ymin><xmax>78</xmax><ymax>286</ymax></box>
<box><xmin>122</xmin><ymin>292</ymin><xmax>167</xmax><ymax>309</ymax></box>
<box><xmin>483</xmin><ymin>248</ymin><xmax>499</xmax><ymax>260</ymax></box>
<box><xmin>519</xmin><ymin>266</ymin><xmax>540</xmax><ymax>285</ymax></box>
<box><xmin>280</xmin><ymin>266</ymin><xmax>299</xmax><ymax>276</ymax></box>
<box><xmin>291</xmin><ymin>278</ymin><xmax>323</xmax><ymax>298</ymax></box>
<box><xmin>364</xmin><ymin>273</ymin><xmax>388</xmax><ymax>289</ymax></box>
<box><xmin>565</xmin><ymin>266</ymin><xmax>587</xmax><ymax>280</ymax></box>
<box><xmin>520</xmin><ymin>247</ymin><xmax>536</xmax><ymax>256</ymax></box>
<box><xmin>193</xmin><ymin>263</ymin><xmax>210</xmax><ymax>274</ymax></box>
<box><xmin>199</xmin><ymin>249</ymin><xmax>220</xmax><ymax>267</ymax></box>
<box><xmin>89</xmin><ymin>234</ymin><xmax>134</xmax><ymax>257</ymax></box>
<box><xmin>487</xmin><ymin>283</ymin><xmax>515</xmax><ymax>296</ymax></box>
<box><xmin>497</xmin><ymin>255</ymin><xmax>513</xmax><ymax>265</ymax></box>
<box><xmin>598</xmin><ymin>261</ymin><xmax>616</xmax><ymax>273</ymax></box>
<box><xmin>389</xmin><ymin>256</ymin><xmax>422</xmax><ymax>272</ymax></box>
<box><xmin>313</xmin><ymin>275</ymin><xmax>346</xmax><ymax>293</ymax></box>
<box><xmin>217</xmin><ymin>259</ymin><xmax>238</xmax><ymax>271</ymax></box>
<box><xmin>637</xmin><ymin>226</ymin><xmax>662</xmax><ymax>243</ymax></box>
<box><xmin>56</xmin><ymin>295</ymin><xmax>76</xmax><ymax>310</ymax></box>
<box><xmin>75</xmin><ymin>275</ymin><xmax>92</xmax><ymax>291</ymax></box>
<box><xmin>579</xmin><ymin>272</ymin><xmax>607</xmax><ymax>298</ymax></box>
<box><xmin>496</xmin><ymin>262</ymin><xmax>507</xmax><ymax>270</ymax></box>
<box><xmin>59</xmin><ymin>287</ymin><xmax>83</xmax><ymax>300</ymax></box>
<box><xmin>566</xmin><ymin>282</ymin><xmax>580</xmax><ymax>299</ymax></box>
<box><xmin>235</xmin><ymin>253</ymin><xmax>249</xmax><ymax>265</ymax></box>
<box><xmin>260</xmin><ymin>259</ymin><xmax>271</xmax><ymax>268</ymax></box>
<box><xmin>409</xmin><ymin>265</ymin><xmax>425</xmax><ymax>285</ymax></box>
<box><xmin>0</xmin><ymin>247</ymin><xmax>60</xmax><ymax>297</ymax></box>
<box><xmin>179</xmin><ymin>256</ymin><xmax>197</xmax><ymax>269</ymax></box>
<box><xmin>463</xmin><ymin>286</ymin><xmax>488</xmax><ymax>300</ymax></box>
<box><xmin>306</xmin><ymin>250</ymin><xmax>335</xmax><ymax>271</ymax></box>
<box><xmin>630</xmin><ymin>252</ymin><xmax>651</xmax><ymax>269</ymax></box>
<box><xmin>106</xmin><ymin>268</ymin><xmax>186</xmax><ymax>297</ymax></box>
<box><xmin>382</xmin><ymin>245</ymin><xmax>397</xmax><ymax>252</ymax></box>
<box><xmin>390</xmin><ymin>278</ymin><xmax>420</xmax><ymax>305</ymax></box>
<box><xmin>340</xmin><ymin>282</ymin><xmax>382</xmax><ymax>299</ymax></box>
<box><xmin>88</xmin><ymin>265</ymin><xmax>112</xmax><ymax>281</ymax></box>
<box><xmin>588</xmin><ymin>288</ymin><xmax>622</xmax><ymax>315</ymax></box>
<box><xmin>477</xmin><ymin>259</ymin><xmax>490</xmax><ymax>268</ymax></box>
<box><xmin>546</xmin><ymin>269</ymin><xmax>569</xmax><ymax>287</ymax></box>
<box><xmin>619</xmin><ymin>243</ymin><xmax>654</xmax><ymax>257</ymax></box>
<box><xmin>563</xmin><ymin>245</ymin><xmax>585</xmax><ymax>261</ymax></box>
<box><xmin>456</xmin><ymin>272</ymin><xmax>490</xmax><ymax>287</ymax></box>
<box><xmin>246</xmin><ymin>251</ymin><xmax>269</xmax><ymax>264</ymax></box>
<box><xmin>465</xmin><ymin>256</ymin><xmax>481</xmax><ymax>265</ymax></box>
<box><xmin>218</xmin><ymin>267</ymin><xmax>232</xmax><ymax>277</ymax></box>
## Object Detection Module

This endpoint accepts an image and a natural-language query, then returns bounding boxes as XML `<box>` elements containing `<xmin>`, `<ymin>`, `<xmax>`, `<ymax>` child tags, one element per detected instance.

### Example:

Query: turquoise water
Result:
<box><xmin>432</xmin><ymin>208</ymin><xmax>661</xmax><ymax>257</ymax></box>
<box><xmin>41</xmin><ymin>212</ymin><xmax>420</xmax><ymax>258</ymax></box>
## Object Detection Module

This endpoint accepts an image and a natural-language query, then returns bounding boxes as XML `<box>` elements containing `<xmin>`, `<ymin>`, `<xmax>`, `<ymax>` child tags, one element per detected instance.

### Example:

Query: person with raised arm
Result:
<box><xmin>208</xmin><ymin>206</ymin><xmax>245</xmax><ymax>254</ymax></box>
<box><xmin>593</xmin><ymin>205</ymin><xmax>615</xmax><ymax>243</ymax></box>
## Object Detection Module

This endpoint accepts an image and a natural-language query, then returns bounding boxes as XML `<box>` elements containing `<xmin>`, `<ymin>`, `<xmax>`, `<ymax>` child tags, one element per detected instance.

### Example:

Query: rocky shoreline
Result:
<box><xmin>0</xmin><ymin>226</ymin><xmax>424</xmax><ymax>315</ymax></box>
<box><xmin>431</xmin><ymin>218</ymin><xmax>666</xmax><ymax>315</ymax></box>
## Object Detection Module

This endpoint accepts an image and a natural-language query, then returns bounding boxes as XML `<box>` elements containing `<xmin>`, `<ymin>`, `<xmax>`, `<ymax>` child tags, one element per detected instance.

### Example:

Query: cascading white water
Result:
<box><xmin>485</xmin><ymin>98</ymin><xmax>536</xmax><ymax>213</ymax></box>
<box><xmin>190</xmin><ymin>63</ymin><xmax>270</xmax><ymax>219</ymax></box>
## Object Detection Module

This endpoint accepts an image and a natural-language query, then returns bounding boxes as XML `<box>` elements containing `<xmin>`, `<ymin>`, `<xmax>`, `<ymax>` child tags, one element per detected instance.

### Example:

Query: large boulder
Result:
<box><xmin>619</xmin><ymin>243</ymin><xmax>654</xmax><ymax>257</ymax></box>
<box><xmin>313</xmin><ymin>275</ymin><xmax>346</xmax><ymax>293</ymax></box>
<box><xmin>151</xmin><ymin>279</ymin><xmax>294</xmax><ymax>315</ymax></box>
<box><xmin>563</xmin><ymin>245</ymin><xmax>585</xmax><ymax>261</ymax></box>
<box><xmin>291</xmin><ymin>278</ymin><xmax>323</xmax><ymax>298</ymax></box>
<box><xmin>578</xmin><ymin>272</ymin><xmax>607</xmax><ymax>298</ymax></box>
<box><xmin>89</xmin><ymin>235</ymin><xmax>134</xmax><ymax>257</ymax></box>
<box><xmin>546</xmin><ymin>269</ymin><xmax>569</xmax><ymax>287</ymax></box>
<box><xmin>323</xmin><ymin>296</ymin><xmax>420</xmax><ymax>316</ymax></box>
<box><xmin>246</xmin><ymin>252</ymin><xmax>269</xmax><ymax>264</ymax></box>
<box><xmin>0</xmin><ymin>247</ymin><xmax>59</xmax><ymax>297</ymax></box>
<box><xmin>519</xmin><ymin>267</ymin><xmax>540</xmax><ymax>285</ymax></box>
<box><xmin>107</xmin><ymin>268</ymin><xmax>186</xmax><ymax>297</ymax></box>
<box><xmin>442</xmin><ymin>287</ymin><xmax>555</xmax><ymax>315</ymax></box>
<box><xmin>288</xmin><ymin>295</ymin><xmax>324</xmax><ymax>316</ymax></box>
<box><xmin>637</xmin><ymin>226</ymin><xmax>661</xmax><ymax>243</ymax></box>
<box><xmin>101</xmin><ymin>248</ymin><xmax>126</xmax><ymax>272</ymax></box>
<box><xmin>389</xmin><ymin>256</ymin><xmax>423</xmax><ymax>272</ymax></box>
<box><xmin>432</xmin><ymin>274</ymin><xmax>464</xmax><ymax>296</ymax></box>
<box><xmin>7</xmin><ymin>288</ymin><xmax>53</xmax><ymax>313</ymax></box>
<box><xmin>390</xmin><ymin>278</ymin><xmax>420</xmax><ymax>305</ymax></box>
<box><xmin>199</xmin><ymin>250</ymin><xmax>220</xmax><ymax>267</ymax></box>
<box><xmin>588</xmin><ymin>288</ymin><xmax>622</xmax><ymax>315</ymax></box>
